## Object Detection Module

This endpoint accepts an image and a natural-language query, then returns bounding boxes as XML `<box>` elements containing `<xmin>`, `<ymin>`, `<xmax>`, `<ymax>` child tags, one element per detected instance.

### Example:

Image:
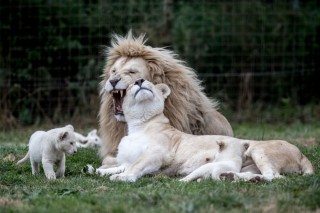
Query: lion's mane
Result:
<box><xmin>99</xmin><ymin>31</ymin><xmax>233</xmax><ymax>163</ymax></box>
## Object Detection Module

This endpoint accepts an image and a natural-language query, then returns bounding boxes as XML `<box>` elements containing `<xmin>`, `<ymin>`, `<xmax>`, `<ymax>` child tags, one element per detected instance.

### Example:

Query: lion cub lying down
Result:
<box><xmin>17</xmin><ymin>125</ymin><xmax>77</xmax><ymax>180</ymax></box>
<box><xmin>220</xmin><ymin>139</ymin><xmax>314</xmax><ymax>182</ymax></box>
<box><xmin>97</xmin><ymin>79</ymin><xmax>314</xmax><ymax>182</ymax></box>
<box><xmin>96</xmin><ymin>79</ymin><xmax>246</xmax><ymax>182</ymax></box>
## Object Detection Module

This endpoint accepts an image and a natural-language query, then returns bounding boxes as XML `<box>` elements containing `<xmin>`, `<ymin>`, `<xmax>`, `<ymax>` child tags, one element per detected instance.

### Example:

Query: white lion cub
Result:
<box><xmin>17</xmin><ymin>125</ymin><xmax>77</xmax><ymax>180</ymax></box>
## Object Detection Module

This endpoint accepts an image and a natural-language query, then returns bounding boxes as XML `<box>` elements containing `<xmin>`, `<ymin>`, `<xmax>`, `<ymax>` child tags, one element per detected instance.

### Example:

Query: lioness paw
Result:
<box><xmin>179</xmin><ymin>177</ymin><xmax>192</xmax><ymax>182</ymax></box>
<box><xmin>110</xmin><ymin>174</ymin><xmax>137</xmax><ymax>182</ymax></box>
<box><xmin>96</xmin><ymin>168</ymin><xmax>110</xmax><ymax>177</ymax></box>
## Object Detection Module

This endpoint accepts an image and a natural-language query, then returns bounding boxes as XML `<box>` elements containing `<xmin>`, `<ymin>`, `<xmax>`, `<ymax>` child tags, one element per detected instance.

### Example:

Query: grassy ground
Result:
<box><xmin>0</xmin><ymin>122</ymin><xmax>319</xmax><ymax>213</ymax></box>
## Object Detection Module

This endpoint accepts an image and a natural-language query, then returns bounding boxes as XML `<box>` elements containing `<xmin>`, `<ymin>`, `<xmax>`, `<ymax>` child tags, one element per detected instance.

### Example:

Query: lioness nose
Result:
<box><xmin>110</xmin><ymin>78</ymin><xmax>120</xmax><ymax>87</ymax></box>
<box><xmin>135</xmin><ymin>79</ymin><xmax>145</xmax><ymax>86</ymax></box>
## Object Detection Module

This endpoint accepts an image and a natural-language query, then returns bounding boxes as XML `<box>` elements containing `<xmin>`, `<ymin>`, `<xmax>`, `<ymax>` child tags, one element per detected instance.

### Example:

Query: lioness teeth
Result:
<box><xmin>120</xmin><ymin>90</ymin><xmax>123</xmax><ymax>97</ymax></box>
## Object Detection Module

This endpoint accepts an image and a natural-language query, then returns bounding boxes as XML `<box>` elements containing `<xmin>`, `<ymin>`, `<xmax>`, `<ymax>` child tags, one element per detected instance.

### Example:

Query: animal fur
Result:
<box><xmin>98</xmin><ymin>31</ymin><xmax>233</xmax><ymax>167</ymax></box>
<box><xmin>17</xmin><ymin>125</ymin><xmax>77</xmax><ymax>180</ymax></box>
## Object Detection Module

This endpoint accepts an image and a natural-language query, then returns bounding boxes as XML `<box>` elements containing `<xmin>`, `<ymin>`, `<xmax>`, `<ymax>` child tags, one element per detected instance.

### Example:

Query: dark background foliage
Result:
<box><xmin>0</xmin><ymin>0</ymin><xmax>319</xmax><ymax>129</ymax></box>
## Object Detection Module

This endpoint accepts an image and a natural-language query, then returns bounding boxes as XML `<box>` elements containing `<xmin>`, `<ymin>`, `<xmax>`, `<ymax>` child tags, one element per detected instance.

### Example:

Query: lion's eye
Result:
<box><xmin>112</xmin><ymin>69</ymin><xmax>116</xmax><ymax>73</ymax></box>
<box><xmin>129</xmin><ymin>70</ymin><xmax>136</xmax><ymax>74</ymax></box>
<box><xmin>70</xmin><ymin>142</ymin><xmax>74</xmax><ymax>145</ymax></box>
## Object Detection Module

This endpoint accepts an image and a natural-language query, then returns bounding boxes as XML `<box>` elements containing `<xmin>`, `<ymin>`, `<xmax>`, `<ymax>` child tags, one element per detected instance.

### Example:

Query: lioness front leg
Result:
<box><xmin>55</xmin><ymin>155</ymin><xmax>66</xmax><ymax>178</ymax></box>
<box><xmin>42</xmin><ymin>158</ymin><xmax>56</xmax><ymax>180</ymax></box>
<box><xmin>110</xmin><ymin>154</ymin><xmax>163</xmax><ymax>182</ymax></box>
<box><xmin>96</xmin><ymin>165</ymin><xmax>127</xmax><ymax>177</ymax></box>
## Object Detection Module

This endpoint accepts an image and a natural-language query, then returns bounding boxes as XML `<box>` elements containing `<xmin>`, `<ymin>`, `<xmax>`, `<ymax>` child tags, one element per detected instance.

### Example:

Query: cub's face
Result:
<box><xmin>87</xmin><ymin>129</ymin><xmax>101</xmax><ymax>146</ymax></box>
<box><xmin>57</xmin><ymin>126</ymin><xmax>77</xmax><ymax>155</ymax></box>
<box><xmin>104</xmin><ymin>57</ymin><xmax>151</xmax><ymax>122</ymax></box>
<box><xmin>123</xmin><ymin>79</ymin><xmax>170</xmax><ymax>122</ymax></box>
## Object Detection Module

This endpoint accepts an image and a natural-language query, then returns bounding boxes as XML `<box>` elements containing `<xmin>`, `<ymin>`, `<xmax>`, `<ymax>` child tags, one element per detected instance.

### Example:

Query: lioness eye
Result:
<box><xmin>70</xmin><ymin>142</ymin><xmax>74</xmax><ymax>145</ymax></box>
<box><xmin>112</xmin><ymin>69</ymin><xmax>116</xmax><ymax>73</ymax></box>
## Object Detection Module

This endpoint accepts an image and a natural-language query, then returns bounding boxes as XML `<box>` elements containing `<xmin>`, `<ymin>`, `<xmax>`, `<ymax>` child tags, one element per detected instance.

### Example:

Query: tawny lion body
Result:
<box><xmin>99</xmin><ymin>31</ymin><xmax>233</xmax><ymax>167</ymax></box>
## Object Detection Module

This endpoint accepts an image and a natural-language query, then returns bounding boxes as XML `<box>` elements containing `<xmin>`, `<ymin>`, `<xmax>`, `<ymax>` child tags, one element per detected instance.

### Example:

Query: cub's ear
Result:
<box><xmin>242</xmin><ymin>141</ymin><xmax>250</xmax><ymax>150</ymax></box>
<box><xmin>59</xmin><ymin>131</ymin><xmax>69</xmax><ymax>141</ymax></box>
<box><xmin>88</xmin><ymin>129</ymin><xmax>97</xmax><ymax>136</ymax></box>
<box><xmin>217</xmin><ymin>141</ymin><xmax>225</xmax><ymax>152</ymax></box>
<box><xmin>156</xmin><ymin>84</ymin><xmax>171</xmax><ymax>99</ymax></box>
<box><xmin>65</xmin><ymin>124</ymin><xmax>74</xmax><ymax>131</ymax></box>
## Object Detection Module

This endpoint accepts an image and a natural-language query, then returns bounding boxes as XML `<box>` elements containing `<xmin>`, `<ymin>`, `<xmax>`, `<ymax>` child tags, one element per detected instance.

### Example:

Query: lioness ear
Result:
<box><xmin>59</xmin><ymin>131</ymin><xmax>69</xmax><ymax>141</ymax></box>
<box><xmin>156</xmin><ymin>84</ymin><xmax>171</xmax><ymax>99</ymax></box>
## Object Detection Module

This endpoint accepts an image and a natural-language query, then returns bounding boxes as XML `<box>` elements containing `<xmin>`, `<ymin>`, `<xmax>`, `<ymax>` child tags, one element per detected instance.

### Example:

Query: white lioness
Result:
<box><xmin>17</xmin><ymin>125</ymin><xmax>77</xmax><ymax>180</ymax></box>
<box><xmin>97</xmin><ymin>79</ymin><xmax>314</xmax><ymax>182</ymax></box>
<box><xmin>96</xmin><ymin>79</ymin><xmax>245</xmax><ymax>182</ymax></box>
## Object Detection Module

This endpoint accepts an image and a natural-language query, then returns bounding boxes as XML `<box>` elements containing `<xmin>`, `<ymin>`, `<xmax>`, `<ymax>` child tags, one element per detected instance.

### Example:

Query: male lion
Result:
<box><xmin>99</xmin><ymin>31</ymin><xmax>233</xmax><ymax>168</ymax></box>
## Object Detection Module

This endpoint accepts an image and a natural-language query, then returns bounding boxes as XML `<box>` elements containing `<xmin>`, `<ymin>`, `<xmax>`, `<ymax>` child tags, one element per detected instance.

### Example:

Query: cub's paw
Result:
<box><xmin>46</xmin><ymin>173</ymin><xmax>56</xmax><ymax>180</ymax></box>
<box><xmin>110</xmin><ymin>174</ymin><xmax>137</xmax><ymax>182</ymax></box>
<box><xmin>249</xmin><ymin>176</ymin><xmax>264</xmax><ymax>183</ymax></box>
<box><xmin>219</xmin><ymin>172</ymin><xmax>237</xmax><ymax>181</ymax></box>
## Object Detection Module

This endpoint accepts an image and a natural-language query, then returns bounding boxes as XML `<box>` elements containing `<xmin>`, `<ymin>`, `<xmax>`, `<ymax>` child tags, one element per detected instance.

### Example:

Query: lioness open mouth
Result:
<box><xmin>112</xmin><ymin>90</ymin><xmax>126</xmax><ymax>115</ymax></box>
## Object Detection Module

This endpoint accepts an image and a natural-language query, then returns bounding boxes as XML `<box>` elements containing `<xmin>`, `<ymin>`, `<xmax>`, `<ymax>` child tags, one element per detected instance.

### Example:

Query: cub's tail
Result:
<box><xmin>300</xmin><ymin>154</ymin><xmax>314</xmax><ymax>175</ymax></box>
<box><xmin>16</xmin><ymin>151</ymin><xmax>30</xmax><ymax>165</ymax></box>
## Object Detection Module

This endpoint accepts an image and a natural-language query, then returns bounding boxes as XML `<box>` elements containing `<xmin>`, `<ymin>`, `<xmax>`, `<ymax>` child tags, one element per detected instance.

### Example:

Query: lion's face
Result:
<box><xmin>56</xmin><ymin>125</ymin><xmax>77</xmax><ymax>155</ymax></box>
<box><xmin>104</xmin><ymin>57</ymin><xmax>152</xmax><ymax>122</ymax></box>
<box><xmin>123</xmin><ymin>79</ymin><xmax>170</xmax><ymax>123</ymax></box>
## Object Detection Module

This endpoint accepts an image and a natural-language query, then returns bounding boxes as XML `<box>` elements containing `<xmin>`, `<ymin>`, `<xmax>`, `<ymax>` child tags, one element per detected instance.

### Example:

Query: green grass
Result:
<box><xmin>1</xmin><ymin>122</ymin><xmax>319</xmax><ymax>213</ymax></box>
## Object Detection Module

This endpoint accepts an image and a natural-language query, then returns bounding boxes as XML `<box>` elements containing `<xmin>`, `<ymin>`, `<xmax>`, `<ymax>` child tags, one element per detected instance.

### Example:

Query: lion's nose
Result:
<box><xmin>110</xmin><ymin>78</ymin><xmax>120</xmax><ymax>87</ymax></box>
<box><xmin>134</xmin><ymin>79</ymin><xmax>145</xmax><ymax>86</ymax></box>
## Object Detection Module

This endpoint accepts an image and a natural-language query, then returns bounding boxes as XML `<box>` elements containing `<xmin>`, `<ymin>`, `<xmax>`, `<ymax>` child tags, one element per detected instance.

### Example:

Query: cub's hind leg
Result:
<box><xmin>180</xmin><ymin>163</ymin><xmax>214</xmax><ymax>182</ymax></box>
<box><xmin>249</xmin><ymin>151</ymin><xmax>283</xmax><ymax>181</ymax></box>
<box><xmin>30</xmin><ymin>157</ymin><xmax>40</xmax><ymax>175</ymax></box>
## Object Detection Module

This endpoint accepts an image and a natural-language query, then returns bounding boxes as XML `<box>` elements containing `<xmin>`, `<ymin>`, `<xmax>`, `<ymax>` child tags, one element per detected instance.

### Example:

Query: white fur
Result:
<box><xmin>17</xmin><ymin>125</ymin><xmax>77</xmax><ymax>180</ymax></box>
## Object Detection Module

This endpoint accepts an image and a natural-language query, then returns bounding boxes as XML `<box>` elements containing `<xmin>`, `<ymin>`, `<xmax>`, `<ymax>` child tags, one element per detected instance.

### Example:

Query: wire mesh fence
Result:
<box><xmin>0</xmin><ymin>0</ymin><xmax>319</xmax><ymax>129</ymax></box>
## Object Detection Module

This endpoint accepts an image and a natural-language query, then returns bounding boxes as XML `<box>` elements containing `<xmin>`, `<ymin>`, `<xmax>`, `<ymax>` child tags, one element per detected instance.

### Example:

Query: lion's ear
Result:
<box><xmin>156</xmin><ymin>84</ymin><xmax>171</xmax><ymax>99</ymax></box>
<box><xmin>59</xmin><ymin>131</ymin><xmax>69</xmax><ymax>141</ymax></box>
